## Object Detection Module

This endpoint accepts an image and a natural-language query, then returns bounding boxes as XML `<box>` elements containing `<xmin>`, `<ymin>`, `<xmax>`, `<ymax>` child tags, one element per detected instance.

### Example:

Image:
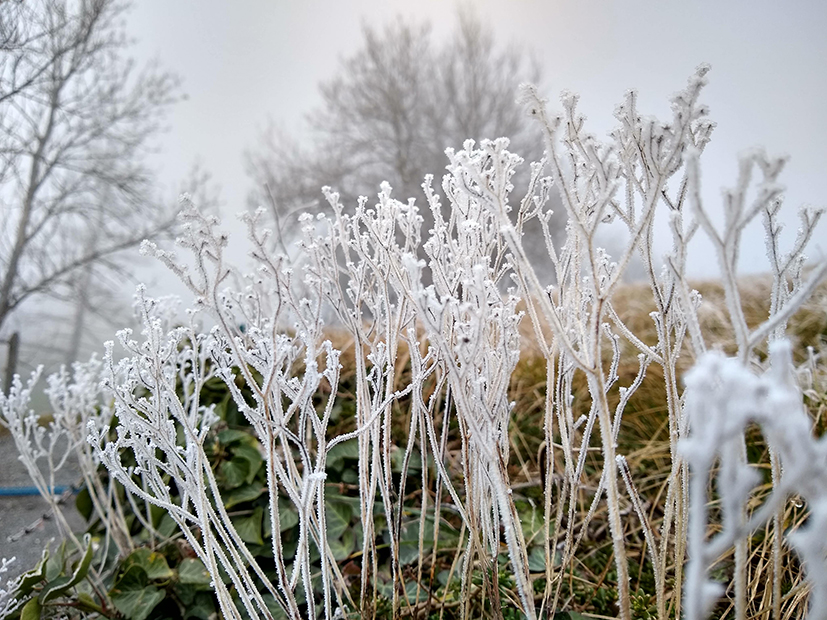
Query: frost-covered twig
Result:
<box><xmin>682</xmin><ymin>342</ymin><xmax>827</xmax><ymax>620</ymax></box>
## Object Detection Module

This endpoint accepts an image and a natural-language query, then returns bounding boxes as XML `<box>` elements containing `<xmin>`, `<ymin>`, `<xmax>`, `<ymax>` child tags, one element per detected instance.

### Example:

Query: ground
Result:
<box><xmin>0</xmin><ymin>433</ymin><xmax>85</xmax><ymax>580</ymax></box>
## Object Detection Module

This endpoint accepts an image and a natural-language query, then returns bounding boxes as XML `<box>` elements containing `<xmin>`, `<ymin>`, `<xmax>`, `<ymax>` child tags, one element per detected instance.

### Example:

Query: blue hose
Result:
<box><xmin>0</xmin><ymin>486</ymin><xmax>76</xmax><ymax>497</ymax></box>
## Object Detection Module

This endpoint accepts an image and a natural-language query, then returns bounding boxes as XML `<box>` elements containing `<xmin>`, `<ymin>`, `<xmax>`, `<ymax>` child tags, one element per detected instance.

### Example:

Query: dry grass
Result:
<box><xmin>500</xmin><ymin>274</ymin><xmax>827</xmax><ymax>618</ymax></box>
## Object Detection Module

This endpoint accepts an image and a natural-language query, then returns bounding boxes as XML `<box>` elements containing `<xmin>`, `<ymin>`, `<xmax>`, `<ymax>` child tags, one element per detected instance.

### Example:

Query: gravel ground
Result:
<box><xmin>0</xmin><ymin>432</ymin><xmax>86</xmax><ymax>580</ymax></box>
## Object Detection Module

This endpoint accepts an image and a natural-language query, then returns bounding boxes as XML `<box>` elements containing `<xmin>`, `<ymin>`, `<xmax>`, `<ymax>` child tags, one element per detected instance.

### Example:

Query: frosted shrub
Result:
<box><xmin>0</xmin><ymin>554</ymin><xmax>20</xmax><ymax>618</ymax></box>
<box><xmin>90</xmin><ymin>207</ymin><xmax>358</xmax><ymax>620</ymax></box>
<box><xmin>2</xmin><ymin>66</ymin><xmax>827</xmax><ymax>620</ymax></box>
<box><xmin>0</xmin><ymin>357</ymin><xmax>131</xmax><ymax>557</ymax></box>
<box><xmin>305</xmin><ymin>175</ymin><xmax>535</xmax><ymax>616</ymax></box>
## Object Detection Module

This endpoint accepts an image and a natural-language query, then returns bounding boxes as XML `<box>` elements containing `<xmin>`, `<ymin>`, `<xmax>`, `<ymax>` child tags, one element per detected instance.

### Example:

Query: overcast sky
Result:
<box><xmin>127</xmin><ymin>0</ymin><xmax>827</xmax><ymax>281</ymax></box>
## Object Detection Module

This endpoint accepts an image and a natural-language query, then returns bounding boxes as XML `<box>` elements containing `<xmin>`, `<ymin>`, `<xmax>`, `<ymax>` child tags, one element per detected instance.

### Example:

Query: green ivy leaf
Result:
<box><xmin>269</xmin><ymin>498</ymin><xmax>300</xmax><ymax>536</ymax></box>
<box><xmin>75</xmin><ymin>486</ymin><xmax>93</xmax><ymax>521</ymax></box>
<box><xmin>14</xmin><ymin>549</ymin><xmax>49</xmax><ymax>597</ymax></box>
<box><xmin>391</xmin><ymin>446</ymin><xmax>422</xmax><ymax>473</ymax></box>
<box><xmin>39</xmin><ymin>533</ymin><xmax>94</xmax><ymax>603</ymax></box>
<box><xmin>437</xmin><ymin>569</ymin><xmax>457</xmax><ymax>588</ymax></box>
<box><xmin>217</xmin><ymin>429</ymin><xmax>251</xmax><ymax>445</ymax></box>
<box><xmin>398</xmin><ymin>514</ymin><xmax>459</xmax><ymax>547</ymax></box>
<box><xmin>223</xmin><ymin>483</ymin><xmax>265</xmax><ymax>509</ymax></box>
<box><xmin>220</xmin><ymin>457</ymin><xmax>250</xmax><ymax>489</ymax></box>
<box><xmin>518</xmin><ymin>505</ymin><xmax>544</xmax><ymax>546</ymax></box>
<box><xmin>232</xmin><ymin>443</ymin><xmax>263</xmax><ymax>484</ymax></box>
<box><xmin>110</xmin><ymin>565</ymin><xmax>165</xmax><ymax>620</ymax></box>
<box><xmin>149</xmin><ymin>503</ymin><xmax>167</xmax><ymax>528</ymax></box>
<box><xmin>328</xmin><ymin>528</ymin><xmax>356</xmax><ymax>561</ymax></box>
<box><xmin>397</xmin><ymin>523</ymin><xmax>421</xmax><ymax>566</ymax></box>
<box><xmin>177</xmin><ymin>558</ymin><xmax>212</xmax><ymax>586</ymax></box>
<box><xmin>211</xmin><ymin>398</ymin><xmax>227</xmax><ymax>422</ymax></box>
<box><xmin>175</xmin><ymin>583</ymin><xmax>198</xmax><ymax>606</ymax></box>
<box><xmin>44</xmin><ymin>542</ymin><xmax>64</xmax><ymax>582</ymax></box>
<box><xmin>326</xmin><ymin>440</ymin><xmax>359</xmax><ymax>472</ymax></box>
<box><xmin>20</xmin><ymin>597</ymin><xmax>41</xmax><ymax>620</ymax></box>
<box><xmin>375</xmin><ymin>579</ymin><xmax>394</xmax><ymax>601</ymax></box>
<box><xmin>429</xmin><ymin>516</ymin><xmax>459</xmax><ymax>548</ymax></box>
<box><xmin>325</xmin><ymin>500</ymin><xmax>352</xmax><ymax>540</ymax></box>
<box><xmin>394</xmin><ymin>514</ymin><xmax>460</xmax><ymax>566</ymax></box>
<box><xmin>402</xmin><ymin>581</ymin><xmax>428</xmax><ymax>605</ymax></box>
<box><xmin>157</xmin><ymin>513</ymin><xmax>179</xmax><ymax>538</ymax></box>
<box><xmin>261</xmin><ymin>594</ymin><xmax>291</xmax><ymax>620</ymax></box>
<box><xmin>528</xmin><ymin>546</ymin><xmax>546</xmax><ymax>572</ymax></box>
<box><xmin>121</xmin><ymin>548</ymin><xmax>174</xmax><ymax>581</ymax></box>
<box><xmin>183</xmin><ymin>591</ymin><xmax>219</xmax><ymax>619</ymax></box>
<box><xmin>222</xmin><ymin>396</ymin><xmax>245</xmax><ymax>427</ymax></box>
<box><xmin>232</xmin><ymin>506</ymin><xmax>264</xmax><ymax>545</ymax></box>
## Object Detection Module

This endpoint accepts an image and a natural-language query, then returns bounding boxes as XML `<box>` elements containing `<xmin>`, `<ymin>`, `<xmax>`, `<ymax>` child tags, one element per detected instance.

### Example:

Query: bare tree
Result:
<box><xmin>246</xmin><ymin>8</ymin><xmax>562</xmax><ymax>256</ymax></box>
<box><xmin>0</xmin><ymin>0</ymin><xmax>184</xmax><ymax>342</ymax></box>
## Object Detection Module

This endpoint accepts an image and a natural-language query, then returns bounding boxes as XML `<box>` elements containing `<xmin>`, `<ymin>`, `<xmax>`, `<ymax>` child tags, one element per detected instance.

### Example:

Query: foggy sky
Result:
<box><xmin>128</xmin><ymin>0</ymin><xmax>827</xmax><ymax>281</ymax></box>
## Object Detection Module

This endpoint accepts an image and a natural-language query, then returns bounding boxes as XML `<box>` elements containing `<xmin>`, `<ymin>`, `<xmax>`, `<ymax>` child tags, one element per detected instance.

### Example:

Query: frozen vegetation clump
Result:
<box><xmin>3</xmin><ymin>66</ymin><xmax>827</xmax><ymax>620</ymax></box>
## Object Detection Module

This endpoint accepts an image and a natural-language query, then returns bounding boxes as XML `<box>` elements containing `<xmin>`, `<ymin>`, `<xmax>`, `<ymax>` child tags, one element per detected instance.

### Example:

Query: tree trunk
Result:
<box><xmin>4</xmin><ymin>331</ymin><xmax>20</xmax><ymax>392</ymax></box>
<box><xmin>65</xmin><ymin>277</ymin><xmax>90</xmax><ymax>367</ymax></box>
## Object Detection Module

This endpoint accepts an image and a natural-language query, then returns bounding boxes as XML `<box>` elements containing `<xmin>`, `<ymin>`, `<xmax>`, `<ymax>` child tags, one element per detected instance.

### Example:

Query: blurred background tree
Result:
<box><xmin>0</xmin><ymin>0</ymin><xmax>209</xmax><ymax>383</ymax></box>
<box><xmin>246</xmin><ymin>7</ymin><xmax>564</xmax><ymax>260</ymax></box>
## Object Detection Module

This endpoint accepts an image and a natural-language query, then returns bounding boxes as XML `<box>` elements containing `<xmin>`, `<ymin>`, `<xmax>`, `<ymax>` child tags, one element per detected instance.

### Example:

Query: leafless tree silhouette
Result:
<box><xmin>246</xmin><ymin>7</ymin><xmax>563</xmax><ymax>261</ymax></box>
<box><xmin>0</xmin><ymin>0</ymin><xmax>186</xmax><ymax>344</ymax></box>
